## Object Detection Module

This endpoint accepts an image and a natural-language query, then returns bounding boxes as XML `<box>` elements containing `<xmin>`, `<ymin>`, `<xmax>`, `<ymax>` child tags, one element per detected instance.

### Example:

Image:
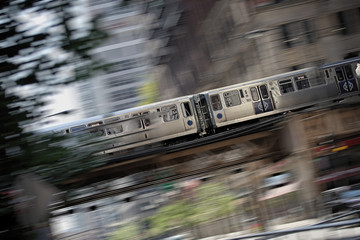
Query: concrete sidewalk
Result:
<box><xmin>198</xmin><ymin>218</ymin><xmax>360</xmax><ymax>240</ymax></box>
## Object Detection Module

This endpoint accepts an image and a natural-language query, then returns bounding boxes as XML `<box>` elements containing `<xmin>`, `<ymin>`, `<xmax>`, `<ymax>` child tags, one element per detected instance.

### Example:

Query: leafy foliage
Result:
<box><xmin>0</xmin><ymin>0</ymin><xmax>108</xmax><ymax>188</ymax></box>
<box><xmin>108</xmin><ymin>223</ymin><xmax>141</xmax><ymax>240</ymax></box>
<box><xmin>0</xmin><ymin>0</ymin><xmax>108</xmax><ymax>238</ymax></box>
<box><xmin>145</xmin><ymin>182</ymin><xmax>237</xmax><ymax>237</ymax></box>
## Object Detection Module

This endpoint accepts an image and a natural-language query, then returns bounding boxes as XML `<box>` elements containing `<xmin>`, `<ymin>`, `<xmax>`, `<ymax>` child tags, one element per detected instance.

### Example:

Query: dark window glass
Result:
<box><xmin>239</xmin><ymin>89</ymin><xmax>244</xmax><ymax>98</ymax></box>
<box><xmin>142</xmin><ymin>112</ymin><xmax>150</xmax><ymax>127</ymax></box>
<box><xmin>104</xmin><ymin>117</ymin><xmax>120</xmax><ymax>124</ymax></box>
<box><xmin>132</xmin><ymin>114</ymin><xmax>143</xmax><ymax>128</ymax></box>
<box><xmin>325</xmin><ymin>70</ymin><xmax>329</xmax><ymax>78</ymax></box>
<box><xmin>181</xmin><ymin>102</ymin><xmax>192</xmax><ymax>117</ymax></box>
<box><xmin>344</xmin><ymin>65</ymin><xmax>354</xmax><ymax>79</ymax></box>
<box><xmin>294</xmin><ymin>75</ymin><xmax>310</xmax><ymax>90</ymax></box>
<box><xmin>281</xmin><ymin>20</ymin><xmax>315</xmax><ymax>48</ymax></box>
<box><xmin>259</xmin><ymin>85</ymin><xmax>269</xmax><ymax>99</ymax></box>
<box><xmin>303</xmin><ymin>20</ymin><xmax>314</xmax><ymax>43</ymax></box>
<box><xmin>211</xmin><ymin>95</ymin><xmax>222</xmax><ymax>111</ymax></box>
<box><xmin>70</xmin><ymin>125</ymin><xmax>86</xmax><ymax>132</ymax></box>
<box><xmin>250</xmin><ymin>87</ymin><xmax>259</xmax><ymax>101</ymax></box>
<box><xmin>223</xmin><ymin>90</ymin><xmax>241</xmax><ymax>107</ymax></box>
<box><xmin>279</xmin><ymin>79</ymin><xmax>294</xmax><ymax>94</ymax></box>
<box><xmin>281</xmin><ymin>24</ymin><xmax>291</xmax><ymax>48</ymax></box>
<box><xmin>337</xmin><ymin>12</ymin><xmax>347</xmax><ymax>35</ymax></box>
<box><xmin>335</xmin><ymin>67</ymin><xmax>344</xmax><ymax>81</ymax></box>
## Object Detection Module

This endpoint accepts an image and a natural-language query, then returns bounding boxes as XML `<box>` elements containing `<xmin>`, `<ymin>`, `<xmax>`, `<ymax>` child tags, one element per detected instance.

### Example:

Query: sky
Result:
<box><xmin>41</xmin><ymin>85</ymin><xmax>84</xmax><ymax>129</ymax></box>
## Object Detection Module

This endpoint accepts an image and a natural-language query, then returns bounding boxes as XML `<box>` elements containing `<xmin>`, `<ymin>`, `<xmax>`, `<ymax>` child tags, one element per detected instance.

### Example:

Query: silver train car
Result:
<box><xmin>57</xmin><ymin>95</ymin><xmax>200</xmax><ymax>154</ymax></box>
<box><xmin>58</xmin><ymin>57</ymin><xmax>360</xmax><ymax>154</ymax></box>
<box><xmin>197</xmin><ymin>57</ymin><xmax>360</xmax><ymax>131</ymax></box>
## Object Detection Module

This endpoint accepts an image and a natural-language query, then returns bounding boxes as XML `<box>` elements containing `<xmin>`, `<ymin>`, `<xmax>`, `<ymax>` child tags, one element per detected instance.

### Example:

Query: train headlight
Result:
<box><xmin>187</xmin><ymin>120</ymin><xmax>193</xmax><ymax>126</ymax></box>
<box><xmin>356</xmin><ymin>62</ymin><xmax>360</xmax><ymax>77</ymax></box>
<box><xmin>217</xmin><ymin>113</ymin><xmax>223</xmax><ymax>119</ymax></box>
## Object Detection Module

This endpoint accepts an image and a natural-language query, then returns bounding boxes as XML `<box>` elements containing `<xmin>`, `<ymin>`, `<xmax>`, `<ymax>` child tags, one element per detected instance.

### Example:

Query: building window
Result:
<box><xmin>281</xmin><ymin>20</ymin><xmax>315</xmax><ymax>48</ymax></box>
<box><xmin>337</xmin><ymin>9</ymin><xmax>360</xmax><ymax>36</ymax></box>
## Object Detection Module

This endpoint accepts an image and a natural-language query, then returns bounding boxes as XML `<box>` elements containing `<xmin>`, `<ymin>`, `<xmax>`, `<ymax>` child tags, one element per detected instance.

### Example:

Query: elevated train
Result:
<box><xmin>54</xmin><ymin>57</ymin><xmax>360</xmax><ymax>154</ymax></box>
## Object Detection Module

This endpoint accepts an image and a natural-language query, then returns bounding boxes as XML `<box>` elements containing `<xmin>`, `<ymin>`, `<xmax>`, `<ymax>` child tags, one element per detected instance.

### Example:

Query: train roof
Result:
<box><xmin>40</xmin><ymin>95</ymin><xmax>194</xmax><ymax>132</ymax></box>
<box><xmin>320</xmin><ymin>56</ymin><xmax>360</xmax><ymax>69</ymax></box>
<box><xmin>201</xmin><ymin>67</ymin><xmax>316</xmax><ymax>94</ymax></box>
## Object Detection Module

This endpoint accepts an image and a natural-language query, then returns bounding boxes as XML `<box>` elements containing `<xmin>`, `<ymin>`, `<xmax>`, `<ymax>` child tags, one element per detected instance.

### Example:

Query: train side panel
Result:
<box><xmin>205</xmin><ymin>58</ymin><xmax>360</xmax><ymax>129</ymax></box>
<box><xmin>91</xmin><ymin>96</ymin><xmax>200</xmax><ymax>154</ymax></box>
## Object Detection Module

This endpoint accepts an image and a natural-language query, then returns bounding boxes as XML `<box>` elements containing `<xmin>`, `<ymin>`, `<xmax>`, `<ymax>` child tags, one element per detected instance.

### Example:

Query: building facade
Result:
<box><xmin>156</xmin><ymin>0</ymin><xmax>360</xmax><ymax>97</ymax></box>
<box><xmin>77</xmin><ymin>1</ymin><xmax>156</xmax><ymax>117</ymax></box>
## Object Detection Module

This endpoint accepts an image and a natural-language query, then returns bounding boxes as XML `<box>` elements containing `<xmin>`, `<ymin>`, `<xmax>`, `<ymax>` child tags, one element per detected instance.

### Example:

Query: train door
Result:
<box><xmin>209</xmin><ymin>94</ymin><xmax>227</xmax><ymax>125</ymax></box>
<box><xmin>250</xmin><ymin>84</ymin><xmax>274</xmax><ymax>114</ymax></box>
<box><xmin>193</xmin><ymin>94</ymin><xmax>213</xmax><ymax>132</ymax></box>
<box><xmin>335</xmin><ymin>65</ymin><xmax>358</xmax><ymax>94</ymax></box>
<box><xmin>131</xmin><ymin>112</ymin><xmax>149</xmax><ymax>140</ymax></box>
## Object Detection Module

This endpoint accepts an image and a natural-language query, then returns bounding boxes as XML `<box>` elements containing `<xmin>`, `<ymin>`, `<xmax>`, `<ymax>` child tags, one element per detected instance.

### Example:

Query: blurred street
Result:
<box><xmin>2</xmin><ymin>0</ymin><xmax>360</xmax><ymax>240</ymax></box>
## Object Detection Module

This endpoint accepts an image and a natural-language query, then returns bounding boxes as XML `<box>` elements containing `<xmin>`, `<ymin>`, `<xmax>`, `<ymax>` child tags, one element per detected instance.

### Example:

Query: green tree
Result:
<box><xmin>146</xmin><ymin>182</ymin><xmax>237</xmax><ymax>238</ymax></box>
<box><xmin>108</xmin><ymin>223</ymin><xmax>141</xmax><ymax>240</ymax></box>
<box><xmin>0</xmin><ymin>0</ymin><xmax>107</xmax><ymax>238</ymax></box>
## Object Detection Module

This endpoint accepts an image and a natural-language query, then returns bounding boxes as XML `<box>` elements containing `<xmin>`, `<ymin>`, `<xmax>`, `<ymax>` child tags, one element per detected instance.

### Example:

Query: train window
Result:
<box><xmin>210</xmin><ymin>94</ymin><xmax>222</xmax><ymax>111</ymax></box>
<box><xmin>104</xmin><ymin>117</ymin><xmax>119</xmax><ymax>124</ymax></box>
<box><xmin>278</xmin><ymin>79</ymin><xmax>294</xmax><ymax>94</ymax></box>
<box><xmin>87</xmin><ymin>121</ymin><xmax>103</xmax><ymax>127</ymax></box>
<box><xmin>132</xmin><ymin>114</ymin><xmax>143</xmax><ymax>128</ymax></box>
<box><xmin>223</xmin><ymin>90</ymin><xmax>241</xmax><ymax>107</ymax></box>
<box><xmin>250</xmin><ymin>87</ymin><xmax>259</xmax><ymax>101</ymax></box>
<box><xmin>344</xmin><ymin>65</ymin><xmax>354</xmax><ymax>79</ymax></box>
<box><xmin>142</xmin><ymin>112</ymin><xmax>150</xmax><ymax>127</ymax></box>
<box><xmin>161</xmin><ymin>105</ymin><xmax>179</xmax><ymax>122</ymax></box>
<box><xmin>325</xmin><ymin>70</ymin><xmax>329</xmax><ymax>78</ymax></box>
<box><xmin>259</xmin><ymin>85</ymin><xmax>269</xmax><ymax>99</ymax></box>
<box><xmin>335</xmin><ymin>67</ymin><xmax>344</xmax><ymax>81</ymax></box>
<box><xmin>239</xmin><ymin>89</ymin><xmax>244</xmax><ymax>98</ymax></box>
<box><xmin>294</xmin><ymin>75</ymin><xmax>310</xmax><ymax>90</ymax></box>
<box><xmin>181</xmin><ymin>102</ymin><xmax>192</xmax><ymax>117</ymax></box>
<box><xmin>89</xmin><ymin>128</ymin><xmax>106</xmax><ymax>136</ymax></box>
<box><xmin>106</xmin><ymin>125</ymin><xmax>123</xmax><ymax>135</ymax></box>
<box><xmin>70</xmin><ymin>125</ymin><xmax>86</xmax><ymax>132</ymax></box>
